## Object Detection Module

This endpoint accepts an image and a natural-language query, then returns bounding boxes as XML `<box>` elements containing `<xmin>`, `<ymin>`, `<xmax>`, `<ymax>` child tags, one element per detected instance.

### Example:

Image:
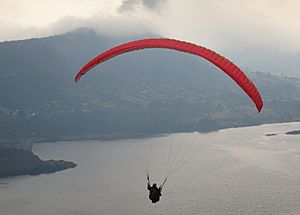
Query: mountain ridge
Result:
<box><xmin>0</xmin><ymin>28</ymin><xmax>300</xmax><ymax>148</ymax></box>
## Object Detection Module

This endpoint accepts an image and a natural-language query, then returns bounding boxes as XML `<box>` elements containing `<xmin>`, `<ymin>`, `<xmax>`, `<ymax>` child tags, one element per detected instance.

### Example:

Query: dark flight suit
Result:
<box><xmin>147</xmin><ymin>183</ymin><xmax>162</xmax><ymax>203</ymax></box>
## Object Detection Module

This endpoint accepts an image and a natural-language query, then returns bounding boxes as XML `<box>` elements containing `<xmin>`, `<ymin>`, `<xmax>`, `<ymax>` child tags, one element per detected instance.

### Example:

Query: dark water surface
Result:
<box><xmin>1</xmin><ymin>122</ymin><xmax>300</xmax><ymax>215</ymax></box>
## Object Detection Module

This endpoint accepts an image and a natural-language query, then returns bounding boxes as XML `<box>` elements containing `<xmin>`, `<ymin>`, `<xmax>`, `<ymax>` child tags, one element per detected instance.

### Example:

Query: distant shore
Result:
<box><xmin>286</xmin><ymin>130</ymin><xmax>300</xmax><ymax>135</ymax></box>
<box><xmin>1</xmin><ymin>122</ymin><xmax>299</xmax><ymax>179</ymax></box>
<box><xmin>0</xmin><ymin>148</ymin><xmax>76</xmax><ymax>178</ymax></box>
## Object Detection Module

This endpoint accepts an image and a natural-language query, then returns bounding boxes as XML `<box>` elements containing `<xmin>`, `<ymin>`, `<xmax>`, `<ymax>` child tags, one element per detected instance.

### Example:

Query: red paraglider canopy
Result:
<box><xmin>75</xmin><ymin>38</ymin><xmax>263</xmax><ymax>112</ymax></box>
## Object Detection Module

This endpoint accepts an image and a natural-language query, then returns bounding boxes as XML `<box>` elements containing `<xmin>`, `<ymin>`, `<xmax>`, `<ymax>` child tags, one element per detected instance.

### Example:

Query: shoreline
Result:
<box><xmin>0</xmin><ymin>148</ymin><xmax>76</xmax><ymax>179</ymax></box>
<box><xmin>33</xmin><ymin>121</ymin><xmax>300</xmax><ymax>145</ymax></box>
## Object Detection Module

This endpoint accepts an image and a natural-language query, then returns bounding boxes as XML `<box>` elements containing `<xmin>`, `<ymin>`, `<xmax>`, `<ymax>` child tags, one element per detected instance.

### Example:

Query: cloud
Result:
<box><xmin>49</xmin><ymin>15</ymin><xmax>158</xmax><ymax>36</ymax></box>
<box><xmin>154</xmin><ymin>0</ymin><xmax>300</xmax><ymax>53</ymax></box>
<box><xmin>142</xmin><ymin>0</ymin><xmax>166</xmax><ymax>10</ymax></box>
<box><xmin>118</xmin><ymin>0</ymin><xmax>139</xmax><ymax>12</ymax></box>
<box><xmin>0</xmin><ymin>14</ymin><xmax>158</xmax><ymax>42</ymax></box>
<box><xmin>0</xmin><ymin>21</ymin><xmax>41</xmax><ymax>42</ymax></box>
<box><xmin>118</xmin><ymin>0</ymin><xmax>167</xmax><ymax>13</ymax></box>
<box><xmin>1</xmin><ymin>0</ymin><xmax>299</xmax><ymax>55</ymax></box>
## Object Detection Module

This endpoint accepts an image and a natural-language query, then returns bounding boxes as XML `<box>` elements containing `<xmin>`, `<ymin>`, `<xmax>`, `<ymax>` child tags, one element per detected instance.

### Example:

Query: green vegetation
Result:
<box><xmin>0</xmin><ymin>29</ymin><xmax>300</xmax><ymax>148</ymax></box>
<box><xmin>0</xmin><ymin>148</ymin><xmax>76</xmax><ymax>178</ymax></box>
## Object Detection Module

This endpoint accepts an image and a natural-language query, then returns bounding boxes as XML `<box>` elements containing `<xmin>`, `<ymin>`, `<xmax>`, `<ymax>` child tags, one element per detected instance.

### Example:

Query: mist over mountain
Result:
<box><xmin>1</xmin><ymin>28</ymin><xmax>300</xmax><ymax>148</ymax></box>
<box><xmin>228</xmin><ymin>48</ymin><xmax>300</xmax><ymax>78</ymax></box>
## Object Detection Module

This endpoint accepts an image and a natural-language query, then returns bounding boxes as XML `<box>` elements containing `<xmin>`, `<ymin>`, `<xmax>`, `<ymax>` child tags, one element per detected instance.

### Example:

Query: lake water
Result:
<box><xmin>1</xmin><ymin>122</ymin><xmax>300</xmax><ymax>215</ymax></box>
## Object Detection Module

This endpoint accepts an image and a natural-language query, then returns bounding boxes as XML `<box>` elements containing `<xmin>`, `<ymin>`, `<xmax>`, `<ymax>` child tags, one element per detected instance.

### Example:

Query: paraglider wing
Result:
<box><xmin>75</xmin><ymin>38</ymin><xmax>263</xmax><ymax>112</ymax></box>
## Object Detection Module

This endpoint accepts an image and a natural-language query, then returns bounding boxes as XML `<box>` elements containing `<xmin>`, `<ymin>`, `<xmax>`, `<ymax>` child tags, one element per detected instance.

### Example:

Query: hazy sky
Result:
<box><xmin>0</xmin><ymin>0</ymin><xmax>300</xmax><ymax>53</ymax></box>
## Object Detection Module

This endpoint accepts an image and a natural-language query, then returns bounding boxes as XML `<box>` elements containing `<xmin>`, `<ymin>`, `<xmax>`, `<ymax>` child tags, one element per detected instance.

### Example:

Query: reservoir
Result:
<box><xmin>1</xmin><ymin>122</ymin><xmax>300</xmax><ymax>215</ymax></box>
